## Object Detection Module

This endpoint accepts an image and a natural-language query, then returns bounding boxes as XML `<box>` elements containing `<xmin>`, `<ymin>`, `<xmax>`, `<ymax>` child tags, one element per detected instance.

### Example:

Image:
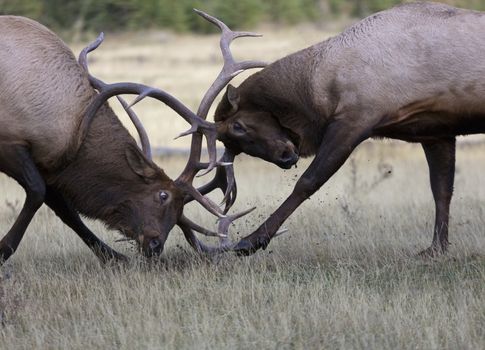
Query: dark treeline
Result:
<box><xmin>2</xmin><ymin>0</ymin><xmax>485</xmax><ymax>33</ymax></box>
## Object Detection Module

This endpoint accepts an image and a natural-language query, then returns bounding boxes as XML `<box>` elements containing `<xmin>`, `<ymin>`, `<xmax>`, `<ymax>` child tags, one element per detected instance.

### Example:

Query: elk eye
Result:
<box><xmin>233</xmin><ymin>122</ymin><xmax>246</xmax><ymax>134</ymax></box>
<box><xmin>159</xmin><ymin>191</ymin><xmax>169</xmax><ymax>203</ymax></box>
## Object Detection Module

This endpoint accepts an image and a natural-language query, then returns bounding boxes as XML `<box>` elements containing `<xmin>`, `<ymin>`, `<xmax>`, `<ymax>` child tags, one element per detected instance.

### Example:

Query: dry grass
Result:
<box><xmin>1</xmin><ymin>26</ymin><xmax>485</xmax><ymax>349</ymax></box>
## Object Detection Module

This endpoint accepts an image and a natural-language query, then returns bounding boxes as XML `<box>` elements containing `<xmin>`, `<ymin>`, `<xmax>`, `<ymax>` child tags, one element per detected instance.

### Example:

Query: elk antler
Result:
<box><xmin>78</xmin><ymin>17</ymin><xmax>265</xmax><ymax>252</ymax></box>
<box><xmin>79</xmin><ymin>38</ymin><xmax>229</xmax><ymax>222</ymax></box>
<box><xmin>176</xmin><ymin>9</ymin><xmax>267</xmax><ymax>253</ymax></box>
<box><xmin>188</xmin><ymin>149</ymin><xmax>237</xmax><ymax>214</ymax></box>
<box><xmin>78</xmin><ymin>33</ymin><xmax>152</xmax><ymax>159</ymax></box>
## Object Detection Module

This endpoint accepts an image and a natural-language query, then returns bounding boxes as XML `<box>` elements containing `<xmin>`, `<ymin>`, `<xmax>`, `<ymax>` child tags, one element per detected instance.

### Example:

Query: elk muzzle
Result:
<box><xmin>275</xmin><ymin>140</ymin><xmax>299</xmax><ymax>169</ymax></box>
<box><xmin>139</xmin><ymin>232</ymin><xmax>167</xmax><ymax>257</ymax></box>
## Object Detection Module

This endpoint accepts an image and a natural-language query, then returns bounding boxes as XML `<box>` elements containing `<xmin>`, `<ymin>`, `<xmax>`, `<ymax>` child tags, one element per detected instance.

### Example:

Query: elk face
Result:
<box><xmin>119</xmin><ymin>145</ymin><xmax>185</xmax><ymax>257</ymax></box>
<box><xmin>215</xmin><ymin>85</ymin><xmax>299</xmax><ymax>169</ymax></box>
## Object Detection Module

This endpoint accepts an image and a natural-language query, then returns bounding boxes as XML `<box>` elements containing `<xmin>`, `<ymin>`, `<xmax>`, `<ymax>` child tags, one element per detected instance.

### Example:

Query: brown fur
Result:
<box><xmin>0</xmin><ymin>16</ymin><xmax>184</xmax><ymax>260</ymax></box>
<box><xmin>0</xmin><ymin>16</ymin><xmax>93</xmax><ymax>169</ymax></box>
<box><xmin>216</xmin><ymin>2</ymin><xmax>485</xmax><ymax>256</ymax></box>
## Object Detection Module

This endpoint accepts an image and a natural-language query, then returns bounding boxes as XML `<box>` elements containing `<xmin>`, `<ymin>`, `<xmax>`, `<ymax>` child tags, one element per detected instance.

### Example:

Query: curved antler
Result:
<box><xmin>193</xmin><ymin>9</ymin><xmax>267</xmax><ymax>120</ymax></box>
<box><xmin>189</xmin><ymin>149</ymin><xmax>237</xmax><ymax>214</ymax></box>
<box><xmin>78</xmin><ymin>34</ymin><xmax>152</xmax><ymax>159</ymax></box>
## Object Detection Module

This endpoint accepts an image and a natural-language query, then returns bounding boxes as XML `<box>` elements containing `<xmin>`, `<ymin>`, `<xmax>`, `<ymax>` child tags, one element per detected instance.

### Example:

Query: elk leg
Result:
<box><xmin>0</xmin><ymin>144</ymin><xmax>46</xmax><ymax>263</ymax></box>
<box><xmin>44</xmin><ymin>187</ymin><xmax>128</xmax><ymax>263</ymax></box>
<box><xmin>234</xmin><ymin>121</ymin><xmax>370</xmax><ymax>255</ymax></box>
<box><xmin>420</xmin><ymin>138</ymin><xmax>456</xmax><ymax>257</ymax></box>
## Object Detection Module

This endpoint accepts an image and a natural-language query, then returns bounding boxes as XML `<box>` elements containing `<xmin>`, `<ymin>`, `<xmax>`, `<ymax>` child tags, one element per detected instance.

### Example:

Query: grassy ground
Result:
<box><xmin>1</xmin><ymin>25</ymin><xmax>485</xmax><ymax>349</ymax></box>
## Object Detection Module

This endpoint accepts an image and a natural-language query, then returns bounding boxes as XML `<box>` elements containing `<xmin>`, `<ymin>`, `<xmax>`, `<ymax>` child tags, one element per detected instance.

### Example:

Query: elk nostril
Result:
<box><xmin>149</xmin><ymin>238</ymin><xmax>161</xmax><ymax>252</ymax></box>
<box><xmin>280</xmin><ymin>150</ymin><xmax>292</xmax><ymax>162</ymax></box>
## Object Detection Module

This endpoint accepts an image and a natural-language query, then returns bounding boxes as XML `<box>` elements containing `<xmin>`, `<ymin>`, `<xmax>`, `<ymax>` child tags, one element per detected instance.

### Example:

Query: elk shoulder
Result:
<box><xmin>0</xmin><ymin>16</ymin><xmax>96</xmax><ymax>169</ymax></box>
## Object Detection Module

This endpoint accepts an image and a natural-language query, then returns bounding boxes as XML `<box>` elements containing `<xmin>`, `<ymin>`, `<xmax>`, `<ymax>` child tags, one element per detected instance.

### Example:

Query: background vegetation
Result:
<box><xmin>3</xmin><ymin>0</ymin><xmax>485</xmax><ymax>34</ymax></box>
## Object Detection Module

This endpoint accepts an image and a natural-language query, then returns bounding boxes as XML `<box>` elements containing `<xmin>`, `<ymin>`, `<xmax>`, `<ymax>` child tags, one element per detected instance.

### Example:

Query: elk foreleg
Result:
<box><xmin>420</xmin><ymin>138</ymin><xmax>455</xmax><ymax>257</ymax></box>
<box><xmin>0</xmin><ymin>144</ymin><xmax>46</xmax><ymax>263</ymax></box>
<box><xmin>44</xmin><ymin>187</ymin><xmax>128</xmax><ymax>263</ymax></box>
<box><xmin>233</xmin><ymin>121</ymin><xmax>370</xmax><ymax>255</ymax></box>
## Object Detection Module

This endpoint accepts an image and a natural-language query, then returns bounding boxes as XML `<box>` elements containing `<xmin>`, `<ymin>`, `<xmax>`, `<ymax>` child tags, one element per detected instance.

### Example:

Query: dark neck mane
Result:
<box><xmin>242</xmin><ymin>49</ymin><xmax>326</xmax><ymax>157</ymax></box>
<box><xmin>45</xmin><ymin>105</ymin><xmax>148</xmax><ymax>228</ymax></box>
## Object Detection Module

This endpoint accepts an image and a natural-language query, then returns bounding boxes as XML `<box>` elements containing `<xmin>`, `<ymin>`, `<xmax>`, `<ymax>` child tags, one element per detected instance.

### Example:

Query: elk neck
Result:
<box><xmin>43</xmin><ymin>104</ymin><xmax>171</xmax><ymax>228</ymax></box>
<box><xmin>240</xmin><ymin>47</ymin><xmax>329</xmax><ymax>158</ymax></box>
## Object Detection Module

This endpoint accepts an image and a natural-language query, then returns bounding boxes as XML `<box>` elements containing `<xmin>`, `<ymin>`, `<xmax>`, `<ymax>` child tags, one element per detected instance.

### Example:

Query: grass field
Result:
<box><xmin>1</xmin><ymin>25</ymin><xmax>485</xmax><ymax>349</ymax></box>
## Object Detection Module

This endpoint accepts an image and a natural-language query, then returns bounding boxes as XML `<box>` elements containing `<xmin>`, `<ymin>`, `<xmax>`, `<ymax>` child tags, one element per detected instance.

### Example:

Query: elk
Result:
<box><xmin>214</xmin><ymin>2</ymin><xmax>485</xmax><ymax>257</ymax></box>
<box><xmin>0</xmin><ymin>11</ymin><xmax>262</xmax><ymax>263</ymax></box>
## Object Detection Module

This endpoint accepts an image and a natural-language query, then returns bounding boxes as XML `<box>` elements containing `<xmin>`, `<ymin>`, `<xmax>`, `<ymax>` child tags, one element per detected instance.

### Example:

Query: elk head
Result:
<box><xmin>79</xmin><ymin>10</ymin><xmax>267</xmax><ymax>256</ymax></box>
<box><xmin>111</xmin><ymin>144</ymin><xmax>185</xmax><ymax>256</ymax></box>
<box><xmin>214</xmin><ymin>84</ymin><xmax>300</xmax><ymax>169</ymax></box>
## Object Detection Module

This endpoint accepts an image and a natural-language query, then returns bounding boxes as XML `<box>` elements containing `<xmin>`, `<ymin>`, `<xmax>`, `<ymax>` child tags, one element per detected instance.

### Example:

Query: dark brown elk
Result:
<box><xmin>0</xmin><ymin>11</ymin><xmax>262</xmax><ymax>263</ymax></box>
<box><xmin>214</xmin><ymin>2</ymin><xmax>484</xmax><ymax>257</ymax></box>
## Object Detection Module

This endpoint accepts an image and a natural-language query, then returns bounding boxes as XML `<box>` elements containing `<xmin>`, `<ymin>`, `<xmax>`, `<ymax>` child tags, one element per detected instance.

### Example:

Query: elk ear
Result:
<box><xmin>125</xmin><ymin>145</ymin><xmax>158</xmax><ymax>182</ymax></box>
<box><xmin>227</xmin><ymin>84</ymin><xmax>240</xmax><ymax>113</ymax></box>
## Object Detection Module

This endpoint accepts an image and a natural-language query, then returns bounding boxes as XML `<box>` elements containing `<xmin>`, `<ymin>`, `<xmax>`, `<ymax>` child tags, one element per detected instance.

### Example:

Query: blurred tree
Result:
<box><xmin>189</xmin><ymin>0</ymin><xmax>265</xmax><ymax>33</ymax></box>
<box><xmin>0</xmin><ymin>0</ymin><xmax>42</xmax><ymax>18</ymax></box>
<box><xmin>354</xmin><ymin>0</ymin><xmax>369</xmax><ymax>17</ymax></box>
<box><xmin>2</xmin><ymin>0</ymin><xmax>485</xmax><ymax>33</ymax></box>
<box><xmin>266</xmin><ymin>0</ymin><xmax>307</xmax><ymax>24</ymax></box>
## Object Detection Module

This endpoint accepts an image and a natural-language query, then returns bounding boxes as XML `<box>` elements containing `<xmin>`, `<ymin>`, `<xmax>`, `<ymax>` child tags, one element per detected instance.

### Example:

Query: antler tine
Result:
<box><xmin>177</xmin><ymin>173</ymin><xmax>248</xmax><ymax>223</ymax></box>
<box><xmin>178</xmin><ymin>206</ymin><xmax>259</xmax><ymax>256</ymax></box>
<box><xmin>193</xmin><ymin>9</ymin><xmax>228</xmax><ymax>30</ymax></box>
<box><xmin>179</xmin><ymin>216</ymin><xmax>227</xmax><ymax>238</ymax></box>
<box><xmin>193</xmin><ymin>9</ymin><xmax>263</xmax><ymax>64</ymax></box>
<box><xmin>79</xmin><ymin>34</ymin><xmax>152</xmax><ymax>159</ymax></box>
<box><xmin>180</xmin><ymin>223</ymin><xmax>288</xmax><ymax>256</ymax></box>
<box><xmin>217</xmin><ymin>206</ymin><xmax>256</xmax><ymax>238</ymax></box>
<box><xmin>179</xmin><ymin>223</ymin><xmax>235</xmax><ymax>255</ymax></box>
<box><xmin>116</xmin><ymin>96</ymin><xmax>152</xmax><ymax>159</ymax></box>
<box><xmin>175</xmin><ymin>180</ymin><xmax>225</xmax><ymax>218</ymax></box>
<box><xmin>78</xmin><ymin>32</ymin><xmax>104</xmax><ymax>71</ymax></box>
<box><xmin>220</xmin><ymin>161</ymin><xmax>237</xmax><ymax>213</ymax></box>
<box><xmin>178</xmin><ymin>206</ymin><xmax>257</xmax><ymax>255</ymax></box>
<box><xmin>185</xmin><ymin>150</ymin><xmax>237</xmax><ymax>214</ymax></box>
<box><xmin>194</xmin><ymin>9</ymin><xmax>267</xmax><ymax>119</ymax></box>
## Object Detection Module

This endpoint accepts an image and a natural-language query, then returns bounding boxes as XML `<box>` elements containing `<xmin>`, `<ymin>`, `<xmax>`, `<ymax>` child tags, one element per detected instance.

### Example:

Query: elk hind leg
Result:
<box><xmin>0</xmin><ymin>144</ymin><xmax>46</xmax><ymax>263</ymax></box>
<box><xmin>420</xmin><ymin>138</ymin><xmax>455</xmax><ymax>257</ymax></box>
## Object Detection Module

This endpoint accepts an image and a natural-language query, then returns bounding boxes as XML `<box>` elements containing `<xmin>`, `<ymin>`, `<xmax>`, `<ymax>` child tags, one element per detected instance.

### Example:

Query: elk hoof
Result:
<box><xmin>233</xmin><ymin>235</ymin><xmax>271</xmax><ymax>256</ymax></box>
<box><xmin>0</xmin><ymin>244</ymin><xmax>14</xmax><ymax>265</ymax></box>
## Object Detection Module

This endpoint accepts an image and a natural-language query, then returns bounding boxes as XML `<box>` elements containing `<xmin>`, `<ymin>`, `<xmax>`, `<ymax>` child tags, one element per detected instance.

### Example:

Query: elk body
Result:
<box><xmin>214</xmin><ymin>2</ymin><xmax>484</xmax><ymax>256</ymax></box>
<box><xmin>0</xmin><ymin>16</ymin><xmax>192</xmax><ymax>261</ymax></box>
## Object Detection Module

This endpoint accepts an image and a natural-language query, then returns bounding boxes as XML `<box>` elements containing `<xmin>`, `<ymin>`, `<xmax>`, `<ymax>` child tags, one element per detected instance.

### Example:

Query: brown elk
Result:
<box><xmin>214</xmin><ymin>2</ymin><xmax>485</xmax><ymax>257</ymax></box>
<box><xmin>0</xmin><ymin>11</ymin><xmax>262</xmax><ymax>263</ymax></box>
